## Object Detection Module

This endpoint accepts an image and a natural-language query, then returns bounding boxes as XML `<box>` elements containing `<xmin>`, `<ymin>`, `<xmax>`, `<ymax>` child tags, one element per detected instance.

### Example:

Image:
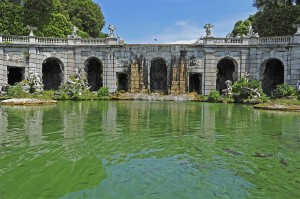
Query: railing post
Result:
<box><xmin>67</xmin><ymin>37</ymin><xmax>75</xmax><ymax>45</ymax></box>
<box><xmin>242</xmin><ymin>37</ymin><xmax>250</xmax><ymax>45</ymax></box>
<box><xmin>0</xmin><ymin>35</ymin><xmax>2</xmax><ymax>43</ymax></box>
<box><xmin>105</xmin><ymin>37</ymin><xmax>118</xmax><ymax>45</ymax></box>
<box><xmin>249</xmin><ymin>37</ymin><xmax>258</xmax><ymax>45</ymax></box>
<box><xmin>29</xmin><ymin>35</ymin><xmax>36</xmax><ymax>44</ymax></box>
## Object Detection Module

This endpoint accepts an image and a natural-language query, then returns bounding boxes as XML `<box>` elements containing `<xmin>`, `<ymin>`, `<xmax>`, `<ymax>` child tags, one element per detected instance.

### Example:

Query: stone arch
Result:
<box><xmin>260</xmin><ymin>58</ymin><xmax>284</xmax><ymax>96</ymax></box>
<box><xmin>84</xmin><ymin>57</ymin><xmax>103</xmax><ymax>91</ymax></box>
<box><xmin>7</xmin><ymin>66</ymin><xmax>24</xmax><ymax>85</ymax></box>
<box><xmin>150</xmin><ymin>57</ymin><xmax>168</xmax><ymax>94</ymax></box>
<box><xmin>216</xmin><ymin>57</ymin><xmax>238</xmax><ymax>93</ymax></box>
<box><xmin>42</xmin><ymin>57</ymin><xmax>64</xmax><ymax>90</ymax></box>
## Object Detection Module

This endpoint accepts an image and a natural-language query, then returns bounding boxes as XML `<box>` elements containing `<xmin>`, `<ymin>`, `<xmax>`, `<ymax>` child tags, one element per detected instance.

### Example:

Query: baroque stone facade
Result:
<box><xmin>1</xmin><ymin>34</ymin><xmax>300</xmax><ymax>95</ymax></box>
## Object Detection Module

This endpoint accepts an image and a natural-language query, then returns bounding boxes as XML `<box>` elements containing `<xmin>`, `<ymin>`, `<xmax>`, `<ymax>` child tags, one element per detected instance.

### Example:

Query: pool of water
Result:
<box><xmin>0</xmin><ymin>101</ymin><xmax>299</xmax><ymax>198</ymax></box>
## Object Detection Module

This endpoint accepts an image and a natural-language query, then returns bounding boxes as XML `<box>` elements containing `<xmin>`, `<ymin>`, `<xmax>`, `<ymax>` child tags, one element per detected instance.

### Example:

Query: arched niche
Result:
<box><xmin>84</xmin><ymin>57</ymin><xmax>103</xmax><ymax>91</ymax></box>
<box><xmin>150</xmin><ymin>58</ymin><xmax>168</xmax><ymax>94</ymax></box>
<box><xmin>117</xmin><ymin>72</ymin><xmax>128</xmax><ymax>92</ymax></box>
<box><xmin>260</xmin><ymin>58</ymin><xmax>284</xmax><ymax>96</ymax></box>
<box><xmin>216</xmin><ymin>57</ymin><xmax>237</xmax><ymax>93</ymax></box>
<box><xmin>7</xmin><ymin>66</ymin><xmax>24</xmax><ymax>85</ymax></box>
<box><xmin>42</xmin><ymin>57</ymin><xmax>64</xmax><ymax>90</ymax></box>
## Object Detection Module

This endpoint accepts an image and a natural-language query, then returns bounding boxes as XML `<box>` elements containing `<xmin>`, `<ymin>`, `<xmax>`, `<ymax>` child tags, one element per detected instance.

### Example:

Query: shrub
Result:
<box><xmin>273</xmin><ymin>83</ymin><xmax>296</xmax><ymax>98</ymax></box>
<box><xmin>7</xmin><ymin>84</ymin><xmax>28</xmax><ymax>98</ymax></box>
<box><xmin>97</xmin><ymin>87</ymin><xmax>109</xmax><ymax>98</ymax></box>
<box><xmin>232</xmin><ymin>78</ymin><xmax>264</xmax><ymax>102</ymax></box>
<box><xmin>207</xmin><ymin>90</ymin><xmax>221</xmax><ymax>102</ymax></box>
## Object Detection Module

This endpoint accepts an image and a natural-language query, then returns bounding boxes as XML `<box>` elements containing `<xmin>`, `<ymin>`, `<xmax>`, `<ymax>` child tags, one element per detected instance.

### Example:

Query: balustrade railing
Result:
<box><xmin>258</xmin><ymin>36</ymin><xmax>291</xmax><ymax>44</ymax></box>
<box><xmin>213</xmin><ymin>38</ymin><xmax>243</xmax><ymax>44</ymax></box>
<box><xmin>2</xmin><ymin>35</ymin><xmax>29</xmax><ymax>43</ymax></box>
<box><xmin>0</xmin><ymin>35</ymin><xmax>296</xmax><ymax>46</ymax></box>
<box><xmin>81</xmin><ymin>38</ymin><xmax>106</xmax><ymax>45</ymax></box>
<box><xmin>36</xmin><ymin>37</ymin><xmax>67</xmax><ymax>44</ymax></box>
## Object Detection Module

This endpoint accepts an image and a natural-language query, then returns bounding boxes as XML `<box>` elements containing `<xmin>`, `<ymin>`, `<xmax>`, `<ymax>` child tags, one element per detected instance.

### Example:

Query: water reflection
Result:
<box><xmin>0</xmin><ymin>102</ymin><xmax>299</xmax><ymax>198</ymax></box>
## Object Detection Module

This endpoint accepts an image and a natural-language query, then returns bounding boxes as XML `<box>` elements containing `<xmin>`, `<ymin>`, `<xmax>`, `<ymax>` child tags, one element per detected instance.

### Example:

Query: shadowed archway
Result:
<box><xmin>42</xmin><ymin>58</ymin><xmax>64</xmax><ymax>90</ymax></box>
<box><xmin>84</xmin><ymin>57</ymin><xmax>103</xmax><ymax>91</ymax></box>
<box><xmin>216</xmin><ymin>58</ymin><xmax>236</xmax><ymax>93</ymax></box>
<box><xmin>261</xmin><ymin>59</ymin><xmax>284</xmax><ymax>96</ymax></box>
<box><xmin>150</xmin><ymin>58</ymin><xmax>168</xmax><ymax>94</ymax></box>
<box><xmin>7</xmin><ymin>67</ymin><xmax>24</xmax><ymax>85</ymax></box>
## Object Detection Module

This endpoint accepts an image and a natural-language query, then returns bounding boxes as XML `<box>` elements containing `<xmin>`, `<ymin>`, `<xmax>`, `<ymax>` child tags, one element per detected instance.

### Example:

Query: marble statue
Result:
<box><xmin>204</xmin><ymin>24</ymin><xmax>213</xmax><ymax>37</ymax></box>
<box><xmin>108</xmin><ymin>24</ymin><xmax>116</xmax><ymax>38</ymax></box>
<box><xmin>222</xmin><ymin>80</ymin><xmax>232</xmax><ymax>97</ymax></box>
<box><xmin>27</xmin><ymin>69</ymin><xmax>43</xmax><ymax>93</ymax></box>
<box><xmin>297</xmin><ymin>80</ymin><xmax>300</xmax><ymax>94</ymax></box>
<box><xmin>27</xmin><ymin>25</ymin><xmax>37</xmax><ymax>36</ymax></box>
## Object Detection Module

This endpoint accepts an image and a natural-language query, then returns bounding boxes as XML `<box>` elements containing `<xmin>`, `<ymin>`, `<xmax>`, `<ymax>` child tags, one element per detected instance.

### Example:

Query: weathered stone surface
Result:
<box><xmin>1</xmin><ymin>35</ymin><xmax>300</xmax><ymax>95</ymax></box>
<box><xmin>1</xmin><ymin>98</ymin><xmax>57</xmax><ymax>105</ymax></box>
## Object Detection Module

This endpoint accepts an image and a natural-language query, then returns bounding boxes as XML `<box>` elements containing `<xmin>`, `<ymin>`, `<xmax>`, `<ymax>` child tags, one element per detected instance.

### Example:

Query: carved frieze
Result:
<box><xmin>5</xmin><ymin>54</ymin><xmax>24</xmax><ymax>62</ymax></box>
<box><xmin>189</xmin><ymin>56</ymin><xmax>202</xmax><ymax>68</ymax></box>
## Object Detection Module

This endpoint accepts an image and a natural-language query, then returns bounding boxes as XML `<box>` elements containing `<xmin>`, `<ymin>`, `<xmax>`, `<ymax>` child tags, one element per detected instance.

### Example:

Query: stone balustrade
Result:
<box><xmin>0</xmin><ymin>34</ymin><xmax>298</xmax><ymax>46</ymax></box>
<box><xmin>0</xmin><ymin>35</ymin><xmax>118</xmax><ymax>45</ymax></box>
<box><xmin>257</xmin><ymin>36</ymin><xmax>292</xmax><ymax>44</ymax></box>
<box><xmin>36</xmin><ymin>37</ymin><xmax>68</xmax><ymax>44</ymax></box>
<box><xmin>1</xmin><ymin>35</ymin><xmax>29</xmax><ymax>43</ymax></box>
<box><xmin>81</xmin><ymin>38</ymin><xmax>107</xmax><ymax>45</ymax></box>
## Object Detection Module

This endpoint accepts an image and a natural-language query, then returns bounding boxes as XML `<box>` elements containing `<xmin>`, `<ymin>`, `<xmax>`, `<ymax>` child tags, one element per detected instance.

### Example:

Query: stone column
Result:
<box><xmin>249</xmin><ymin>48</ymin><xmax>259</xmax><ymax>80</ymax></box>
<box><xmin>203</xmin><ymin>49</ymin><xmax>216</xmax><ymax>95</ymax></box>
<box><xmin>240</xmin><ymin>50</ymin><xmax>249</xmax><ymax>79</ymax></box>
<box><xmin>0</xmin><ymin>47</ymin><xmax>5</xmax><ymax>84</ymax></box>
<box><xmin>28</xmin><ymin>46</ymin><xmax>38</xmax><ymax>77</ymax></box>
<box><xmin>104</xmin><ymin>51</ymin><xmax>117</xmax><ymax>92</ymax></box>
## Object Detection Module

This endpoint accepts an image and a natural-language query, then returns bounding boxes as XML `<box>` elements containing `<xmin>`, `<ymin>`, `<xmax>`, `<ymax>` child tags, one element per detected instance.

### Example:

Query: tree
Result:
<box><xmin>23</xmin><ymin>0</ymin><xmax>54</xmax><ymax>35</ymax></box>
<box><xmin>62</xmin><ymin>0</ymin><xmax>105</xmax><ymax>38</ymax></box>
<box><xmin>231</xmin><ymin>18</ymin><xmax>253</xmax><ymax>37</ymax></box>
<box><xmin>253</xmin><ymin>0</ymin><xmax>300</xmax><ymax>10</ymax></box>
<box><xmin>0</xmin><ymin>0</ymin><xmax>107</xmax><ymax>38</ymax></box>
<box><xmin>252</xmin><ymin>5</ymin><xmax>300</xmax><ymax>36</ymax></box>
<box><xmin>0</xmin><ymin>0</ymin><xmax>27</xmax><ymax>35</ymax></box>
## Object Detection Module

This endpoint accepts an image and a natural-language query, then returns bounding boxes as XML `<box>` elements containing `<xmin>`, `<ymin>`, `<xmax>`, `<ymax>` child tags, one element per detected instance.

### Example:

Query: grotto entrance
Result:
<box><xmin>150</xmin><ymin>58</ymin><xmax>168</xmax><ymax>95</ymax></box>
<box><xmin>42</xmin><ymin>58</ymin><xmax>63</xmax><ymax>90</ymax></box>
<box><xmin>261</xmin><ymin>59</ymin><xmax>284</xmax><ymax>96</ymax></box>
<box><xmin>216</xmin><ymin>58</ymin><xmax>235</xmax><ymax>93</ymax></box>
<box><xmin>117</xmin><ymin>73</ymin><xmax>128</xmax><ymax>92</ymax></box>
<box><xmin>7</xmin><ymin>67</ymin><xmax>24</xmax><ymax>85</ymax></box>
<box><xmin>84</xmin><ymin>57</ymin><xmax>103</xmax><ymax>92</ymax></box>
<box><xmin>189</xmin><ymin>73</ymin><xmax>202</xmax><ymax>94</ymax></box>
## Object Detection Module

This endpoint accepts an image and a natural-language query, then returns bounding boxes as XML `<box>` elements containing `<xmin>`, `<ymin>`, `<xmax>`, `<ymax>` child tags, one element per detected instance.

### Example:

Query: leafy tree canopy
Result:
<box><xmin>0</xmin><ymin>0</ymin><xmax>27</xmax><ymax>35</ymax></box>
<box><xmin>230</xmin><ymin>0</ymin><xmax>300</xmax><ymax>37</ymax></box>
<box><xmin>0</xmin><ymin>0</ymin><xmax>106</xmax><ymax>38</ymax></box>
<box><xmin>231</xmin><ymin>17</ymin><xmax>253</xmax><ymax>37</ymax></box>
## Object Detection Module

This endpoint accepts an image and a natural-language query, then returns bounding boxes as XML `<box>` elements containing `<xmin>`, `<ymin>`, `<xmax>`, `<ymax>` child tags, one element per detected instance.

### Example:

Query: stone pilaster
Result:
<box><xmin>203</xmin><ymin>49</ymin><xmax>216</xmax><ymax>95</ymax></box>
<box><xmin>240</xmin><ymin>50</ymin><xmax>249</xmax><ymax>79</ymax></box>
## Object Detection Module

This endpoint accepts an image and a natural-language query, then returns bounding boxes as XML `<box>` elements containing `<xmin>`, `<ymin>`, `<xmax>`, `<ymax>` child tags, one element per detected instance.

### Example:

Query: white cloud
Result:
<box><xmin>150</xmin><ymin>20</ymin><xmax>205</xmax><ymax>44</ymax></box>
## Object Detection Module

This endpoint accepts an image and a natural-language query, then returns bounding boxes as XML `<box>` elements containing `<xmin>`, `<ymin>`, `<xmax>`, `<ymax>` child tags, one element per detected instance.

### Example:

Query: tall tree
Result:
<box><xmin>0</xmin><ymin>0</ymin><xmax>27</xmax><ymax>35</ymax></box>
<box><xmin>23</xmin><ymin>0</ymin><xmax>54</xmax><ymax>32</ymax></box>
<box><xmin>231</xmin><ymin>19</ymin><xmax>252</xmax><ymax>37</ymax></box>
<box><xmin>62</xmin><ymin>0</ymin><xmax>105</xmax><ymax>38</ymax></box>
<box><xmin>252</xmin><ymin>5</ymin><xmax>300</xmax><ymax>36</ymax></box>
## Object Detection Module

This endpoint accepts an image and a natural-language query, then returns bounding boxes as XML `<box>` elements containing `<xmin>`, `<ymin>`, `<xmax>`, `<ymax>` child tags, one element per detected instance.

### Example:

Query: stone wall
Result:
<box><xmin>1</xmin><ymin>35</ymin><xmax>300</xmax><ymax>95</ymax></box>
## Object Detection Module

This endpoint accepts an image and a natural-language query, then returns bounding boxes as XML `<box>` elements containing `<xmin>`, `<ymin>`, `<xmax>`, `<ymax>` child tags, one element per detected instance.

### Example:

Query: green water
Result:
<box><xmin>0</xmin><ymin>101</ymin><xmax>299</xmax><ymax>199</ymax></box>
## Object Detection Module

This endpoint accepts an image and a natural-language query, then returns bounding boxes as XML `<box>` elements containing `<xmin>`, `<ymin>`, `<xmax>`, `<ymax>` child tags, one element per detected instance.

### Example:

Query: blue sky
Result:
<box><xmin>96</xmin><ymin>0</ymin><xmax>257</xmax><ymax>44</ymax></box>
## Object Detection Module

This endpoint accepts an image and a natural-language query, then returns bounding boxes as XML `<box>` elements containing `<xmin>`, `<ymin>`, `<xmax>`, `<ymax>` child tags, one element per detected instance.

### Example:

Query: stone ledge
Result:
<box><xmin>254</xmin><ymin>104</ymin><xmax>300</xmax><ymax>112</ymax></box>
<box><xmin>0</xmin><ymin>98</ymin><xmax>57</xmax><ymax>106</ymax></box>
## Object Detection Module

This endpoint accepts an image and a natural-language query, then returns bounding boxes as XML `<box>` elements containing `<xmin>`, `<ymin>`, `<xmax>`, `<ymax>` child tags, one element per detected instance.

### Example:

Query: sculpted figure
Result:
<box><xmin>204</xmin><ymin>24</ymin><xmax>213</xmax><ymax>37</ymax></box>
<box><xmin>222</xmin><ymin>80</ymin><xmax>232</xmax><ymax>97</ymax></box>
<box><xmin>108</xmin><ymin>24</ymin><xmax>116</xmax><ymax>38</ymax></box>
